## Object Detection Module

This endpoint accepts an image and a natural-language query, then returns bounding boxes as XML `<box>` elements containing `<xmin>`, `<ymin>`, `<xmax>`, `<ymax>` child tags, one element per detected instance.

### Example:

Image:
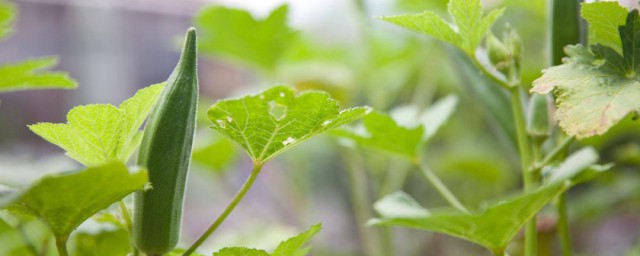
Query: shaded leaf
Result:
<box><xmin>0</xmin><ymin>57</ymin><xmax>77</xmax><ymax>93</ymax></box>
<box><xmin>208</xmin><ymin>85</ymin><xmax>368</xmax><ymax>164</ymax></box>
<box><xmin>195</xmin><ymin>5</ymin><xmax>297</xmax><ymax>70</ymax></box>
<box><xmin>192</xmin><ymin>135</ymin><xmax>237</xmax><ymax>172</ymax></box>
<box><xmin>373</xmin><ymin>191</ymin><xmax>430</xmax><ymax>219</ymax></box>
<box><xmin>29</xmin><ymin>84</ymin><xmax>164</xmax><ymax>165</ymax></box>
<box><xmin>370</xmin><ymin>184</ymin><xmax>567</xmax><ymax>253</ymax></box>
<box><xmin>544</xmin><ymin>147</ymin><xmax>598</xmax><ymax>184</ymax></box>
<box><xmin>381</xmin><ymin>0</ymin><xmax>504</xmax><ymax>55</ymax></box>
<box><xmin>0</xmin><ymin>162</ymin><xmax>148</xmax><ymax>239</ymax></box>
<box><xmin>214</xmin><ymin>247</ymin><xmax>270</xmax><ymax>256</ymax></box>
<box><xmin>333</xmin><ymin>95</ymin><xmax>457</xmax><ymax>160</ymax></box>
<box><xmin>73</xmin><ymin>228</ymin><xmax>131</xmax><ymax>256</ymax></box>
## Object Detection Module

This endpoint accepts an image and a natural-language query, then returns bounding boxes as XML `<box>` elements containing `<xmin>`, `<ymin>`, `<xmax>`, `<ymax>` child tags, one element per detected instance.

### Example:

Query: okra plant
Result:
<box><xmin>1</xmin><ymin>0</ymin><xmax>640</xmax><ymax>255</ymax></box>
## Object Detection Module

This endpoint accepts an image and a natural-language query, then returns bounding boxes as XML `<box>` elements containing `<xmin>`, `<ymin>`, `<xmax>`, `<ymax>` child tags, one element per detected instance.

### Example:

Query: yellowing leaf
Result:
<box><xmin>0</xmin><ymin>0</ymin><xmax>14</xmax><ymax>40</ymax></box>
<box><xmin>208</xmin><ymin>86</ymin><xmax>368</xmax><ymax>164</ymax></box>
<box><xmin>29</xmin><ymin>84</ymin><xmax>164</xmax><ymax>165</ymax></box>
<box><xmin>532</xmin><ymin>10</ymin><xmax>640</xmax><ymax>138</ymax></box>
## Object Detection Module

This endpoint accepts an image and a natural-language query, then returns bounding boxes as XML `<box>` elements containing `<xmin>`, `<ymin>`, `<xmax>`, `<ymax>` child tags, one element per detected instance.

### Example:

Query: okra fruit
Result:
<box><xmin>133</xmin><ymin>28</ymin><xmax>198</xmax><ymax>255</ymax></box>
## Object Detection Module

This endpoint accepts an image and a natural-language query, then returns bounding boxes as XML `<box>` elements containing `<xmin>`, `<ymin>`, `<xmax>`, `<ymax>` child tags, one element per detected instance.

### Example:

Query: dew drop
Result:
<box><xmin>282</xmin><ymin>136</ymin><xmax>296</xmax><ymax>146</ymax></box>
<box><xmin>216</xmin><ymin>120</ymin><xmax>226</xmax><ymax>128</ymax></box>
<box><xmin>226</xmin><ymin>116</ymin><xmax>233</xmax><ymax>123</ymax></box>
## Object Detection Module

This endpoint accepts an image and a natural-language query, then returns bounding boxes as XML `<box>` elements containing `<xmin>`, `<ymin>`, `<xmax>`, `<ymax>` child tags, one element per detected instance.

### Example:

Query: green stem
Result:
<box><xmin>557</xmin><ymin>194</ymin><xmax>572</xmax><ymax>256</ymax></box>
<box><xmin>118</xmin><ymin>200</ymin><xmax>139</xmax><ymax>256</ymax></box>
<box><xmin>416</xmin><ymin>162</ymin><xmax>469</xmax><ymax>213</ymax></box>
<box><xmin>342</xmin><ymin>150</ymin><xmax>383</xmax><ymax>256</ymax></box>
<box><xmin>183</xmin><ymin>163</ymin><xmax>264</xmax><ymax>256</ymax></box>
<box><xmin>55</xmin><ymin>236</ymin><xmax>68</xmax><ymax>256</ymax></box>
<box><xmin>537</xmin><ymin>136</ymin><xmax>575</xmax><ymax>169</ymax></box>
<box><xmin>509</xmin><ymin>88</ymin><xmax>536</xmax><ymax>256</ymax></box>
<box><xmin>471</xmin><ymin>58</ymin><xmax>515</xmax><ymax>90</ymax></box>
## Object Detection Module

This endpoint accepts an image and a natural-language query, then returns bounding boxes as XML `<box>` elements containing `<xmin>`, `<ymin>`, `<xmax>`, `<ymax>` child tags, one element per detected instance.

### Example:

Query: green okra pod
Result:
<box><xmin>133</xmin><ymin>28</ymin><xmax>199</xmax><ymax>255</ymax></box>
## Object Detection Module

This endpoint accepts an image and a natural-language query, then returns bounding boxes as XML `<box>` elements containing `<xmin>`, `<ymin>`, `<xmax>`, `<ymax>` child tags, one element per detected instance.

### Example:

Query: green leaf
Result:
<box><xmin>195</xmin><ymin>5</ymin><xmax>297</xmax><ymax>71</ymax></box>
<box><xmin>0</xmin><ymin>162</ymin><xmax>148</xmax><ymax>239</ymax></box>
<box><xmin>192</xmin><ymin>135</ymin><xmax>238</xmax><ymax>172</ymax></box>
<box><xmin>581</xmin><ymin>2</ymin><xmax>628</xmax><ymax>53</ymax></box>
<box><xmin>0</xmin><ymin>57</ymin><xmax>77</xmax><ymax>93</ymax></box>
<box><xmin>212</xmin><ymin>224</ymin><xmax>321</xmax><ymax>256</ymax></box>
<box><xmin>531</xmin><ymin>10</ymin><xmax>640</xmax><ymax>138</ymax></box>
<box><xmin>370</xmin><ymin>183</ymin><xmax>567</xmax><ymax>253</ymax></box>
<box><xmin>208</xmin><ymin>85</ymin><xmax>368</xmax><ymax>164</ymax></box>
<box><xmin>0</xmin><ymin>0</ymin><xmax>14</xmax><ymax>40</ymax></box>
<box><xmin>272</xmin><ymin>224</ymin><xmax>321</xmax><ymax>256</ymax></box>
<box><xmin>29</xmin><ymin>83</ymin><xmax>164</xmax><ymax>165</ymax></box>
<box><xmin>214</xmin><ymin>247</ymin><xmax>270</xmax><ymax>256</ymax></box>
<box><xmin>381</xmin><ymin>0</ymin><xmax>504</xmax><ymax>55</ymax></box>
<box><xmin>333</xmin><ymin>110</ymin><xmax>423</xmax><ymax>160</ymax></box>
<box><xmin>73</xmin><ymin>228</ymin><xmax>131</xmax><ymax>256</ymax></box>
<box><xmin>333</xmin><ymin>95</ymin><xmax>457</xmax><ymax>160</ymax></box>
<box><xmin>544</xmin><ymin>147</ymin><xmax>598</xmax><ymax>184</ymax></box>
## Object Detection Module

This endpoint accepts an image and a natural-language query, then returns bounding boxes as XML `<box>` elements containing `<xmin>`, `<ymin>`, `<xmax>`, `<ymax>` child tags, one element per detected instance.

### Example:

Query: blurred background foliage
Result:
<box><xmin>0</xmin><ymin>0</ymin><xmax>639</xmax><ymax>255</ymax></box>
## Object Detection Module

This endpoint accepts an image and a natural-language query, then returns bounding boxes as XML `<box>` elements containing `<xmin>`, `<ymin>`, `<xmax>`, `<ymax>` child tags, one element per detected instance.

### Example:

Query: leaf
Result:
<box><xmin>581</xmin><ymin>2</ymin><xmax>628</xmax><ymax>52</ymax></box>
<box><xmin>0</xmin><ymin>162</ymin><xmax>148</xmax><ymax>239</ymax></box>
<box><xmin>333</xmin><ymin>110</ymin><xmax>423</xmax><ymax>160</ymax></box>
<box><xmin>192</xmin><ymin>136</ymin><xmax>238</xmax><ymax>172</ymax></box>
<box><xmin>212</xmin><ymin>224</ymin><xmax>321</xmax><ymax>256</ymax></box>
<box><xmin>29</xmin><ymin>83</ymin><xmax>164</xmax><ymax>165</ymax></box>
<box><xmin>544</xmin><ymin>147</ymin><xmax>598</xmax><ymax>184</ymax></box>
<box><xmin>531</xmin><ymin>10</ymin><xmax>640</xmax><ymax>138</ymax></box>
<box><xmin>332</xmin><ymin>95</ymin><xmax>457</xmax><ymax>160</ymax></box>
<box><xmin>73</xmin><ymin>228</ymin><xmax>131</xmax><ymax>256</ymax></box>
<box><xmin>0</xmin><ymin>57</ymin><xmax>77</xmax><ymax>93</ymax></box>
<box><xmin>208</xmin><ymin>85</ymin><xmax>368</xmax><ymax>164</ymax></box>
<box><xmin>373</xmin><ymin>191</ymin><xmax>430</xmax><ymax>219</ymax></box>
<box><xmin>195</xmin><ymin>5</ymin><xmax>297</xmax><ymax>71</ymax></box>
<box><xmin>0</xmin><ymin>0</ymin><xmax>14</xmax><ymax>40</ymax></box>
<box><xmin>370</xmin><ymin>183</ymin><xmax>567</xmax><ymax>253</ymax></box>
<box><xmin>381</xmin><ymin>0</ymin><xmax>504</xmax><ymax>55</ymax></box>
<box><xmin>214</xmin><ymin>247</ymin><xmax>270</xmax><ymax>256</ymax></box>
<box><xmin>272</xmin><ymin>224</ymin><xmax>321</xmax><ymax>256</ymax></box>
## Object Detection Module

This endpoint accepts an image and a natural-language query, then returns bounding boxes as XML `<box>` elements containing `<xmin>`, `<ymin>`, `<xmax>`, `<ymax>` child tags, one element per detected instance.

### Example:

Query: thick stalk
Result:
<box><xmin>509</xmin><ymin>88</ymin><xmax>536</xmax><ymax>256</ymax></box>
<box><xmin>417</xmin><ymin>163</ymin><xmax>469</xmax><ymax>213</ymax></box>
<box><xmin>342</xmin><ymin>150</ymin><xmax>383</xmax><ymax>256</ymax></box>
<box><xmin>556</xmin><ymin>194</ymin><xmax>572</xmax><ymax>256</ymax></box>
<box><xmin>183</xmin><ymin>164</ymin><xmax>263</xmax><ymax>256</ymax></box>
<box><xmin>55</xmin><ymin>236</ymin><xmax>68</xmax><ymax>256</ymax></box>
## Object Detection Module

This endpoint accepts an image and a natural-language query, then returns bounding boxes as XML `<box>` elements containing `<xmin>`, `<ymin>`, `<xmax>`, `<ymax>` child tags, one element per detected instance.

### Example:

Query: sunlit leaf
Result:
<box><xmin>0</xmin><ymin>0</ymin><xmax>14</xmax><ymax>40</ymax></box>
<box><xmin>29</xmin><ymin>84</ymin><xmax>164</xmax><ymax>165</ymax></box>
<box><xmin>212</xmin><ymin>224</ymin><xmax>321</xmax><ymax>256</ymax></box>
<box><xmin>532</xmin><ymin>10</ymin><xmax>640</xmax><ymax>138</ymax></box>
<box><xmin>195</xmin><ymin>5</ymin><xmax>297</xmax><ymax>70</ymax></box>
<box><xmin>0</xmin><ymin>57</ymin><xmax>77</xmax><ymax>93</ymax></box>
<box><xmin>0</xmin><ymin>162</ymin><xmax>148</xmax><ymax>239</ymax></box>
<box><xmin>581</xmin><ymin>2</ymin><xmax>628</xmax><ymax>52</ymax></box>
<box><xmin>208</xmin><ymin>86</ymin><xmax>368</xmax><ymax>164</ymax></box>
<box><xmin>381</xmin><ymin>0</ymin><xmax>504</xmax><ymax>55</ymax></box>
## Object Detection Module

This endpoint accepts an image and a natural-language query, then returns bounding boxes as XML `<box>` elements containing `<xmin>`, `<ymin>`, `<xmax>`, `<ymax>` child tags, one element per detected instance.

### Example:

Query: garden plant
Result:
<box><xmin>0</xmin><ymin>0</ymin><xmax>639</xmax><ymax>255</ymax></box>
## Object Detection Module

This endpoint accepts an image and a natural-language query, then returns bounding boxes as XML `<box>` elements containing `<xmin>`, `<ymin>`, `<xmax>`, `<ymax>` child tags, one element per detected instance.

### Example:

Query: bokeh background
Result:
<box><xmin>1</xmin><ymin>0</ymin><xmax>639</xmax><ymax>255</ymax></box>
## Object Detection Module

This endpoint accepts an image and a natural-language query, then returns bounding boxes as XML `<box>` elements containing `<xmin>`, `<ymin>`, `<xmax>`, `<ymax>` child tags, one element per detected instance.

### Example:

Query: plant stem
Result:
<box><xmin>471</xmin><ymin>58</ymin><xmax>515</xmax><ymax>90</ymax></box>
<box><xmin>342</xmin><ymin>149</ymin><xmax>384</xmax><ymax>256</ymax></box>
<box><xmin>183</xmin><ymin>163</ymin><xmax>264</xmax><ymax>256</ymax></box>
<box><xmin>557</xmin><ymin>194</ymin><xmax>572</xmax><ymax>256</ymax></box>
<box><xmin>416</xmin><ymin>162</ymin><xmax>469</xmax><ymax>213</ymax></box>
<box><xmin>538</xmin><ymin>136</ymin><xmax>575</xmax><ymax>169</ymax></box>
<box><xmin>509</xmin><ymin>88</ymin><xmax>536</xmax><ymax>256</ymax></box>
<box><xmin>55</xmin><ymin>236</ymin><xmax>68</xmax><ymax>256</ymax></box>
<box><xmin>118</xmin><ymin>200</ymin><xmax>139</xmax><ymax>256</ymax></box>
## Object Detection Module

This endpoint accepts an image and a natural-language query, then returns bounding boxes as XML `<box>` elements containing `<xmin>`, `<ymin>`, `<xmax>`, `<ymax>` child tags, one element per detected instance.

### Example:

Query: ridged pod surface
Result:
<box><xmin>133</xmin><ymin>28</ymin><xmax>198</xmax><ymax>255</ymax></box>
